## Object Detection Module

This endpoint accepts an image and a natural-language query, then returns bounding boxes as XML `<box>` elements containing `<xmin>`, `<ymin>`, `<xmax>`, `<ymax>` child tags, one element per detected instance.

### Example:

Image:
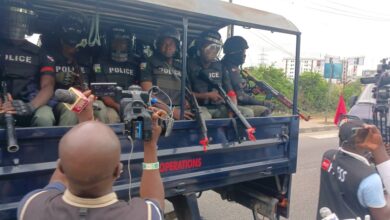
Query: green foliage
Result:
<box><xmin>247</xmin><ymin>65</ymin><xmax>294</xmax><ymax>111</ymax></box>
<box><xmin>298</xmin><ymin>72</ymin><xmax>329</xmax><ymax>111</ymax></box>
<box><xmin>245</xmin><ymin>67</ymin><xmax>362</xmax><ymax>115</ymax></box>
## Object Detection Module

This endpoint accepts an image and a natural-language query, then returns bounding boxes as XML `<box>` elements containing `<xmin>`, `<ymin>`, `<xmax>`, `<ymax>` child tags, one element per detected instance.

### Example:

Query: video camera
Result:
<box><xmin>90</xmin><ymin>82</ymin><xmax>172</xmax><ymax>141</ymax></box>
<box><xmin>359</xmin><ymin>58</ymin><xmax>390</xmax><ymax>144</ymax></box>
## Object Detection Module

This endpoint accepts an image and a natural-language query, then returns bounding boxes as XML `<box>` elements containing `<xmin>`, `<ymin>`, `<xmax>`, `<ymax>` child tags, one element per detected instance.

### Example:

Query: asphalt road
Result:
<box><xmin>165</xmin><ymin>130</ymin><xmax>339</xmax><ymax>220</ymax></box>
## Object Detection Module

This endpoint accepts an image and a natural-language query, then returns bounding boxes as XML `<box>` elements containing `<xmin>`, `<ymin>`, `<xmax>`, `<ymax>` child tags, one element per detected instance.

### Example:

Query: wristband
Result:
<box><xmin>377</xmin><ymin>160</ymin><xmax>390</xmax><ymax>192</ymax></box>
<box><xmin>227</xmin><ymin>90</ymin><xmax>237</xmax><ymax>98</ymax></box>
<box><xmin>142</xmin><ymin>162</ymin><xmax>160</xmax><ymax>170</ymax></box>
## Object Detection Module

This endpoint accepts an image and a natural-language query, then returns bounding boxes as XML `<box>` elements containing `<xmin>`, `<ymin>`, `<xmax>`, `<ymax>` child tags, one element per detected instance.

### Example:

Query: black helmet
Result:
<box><xmin>108</xmin><ymin>25</ymin><xmax>135</xmax><ymax>62</ymax></box>
<box><xmin>155</xmin><ymin>25</ymin><xmax>180</xmax><ymax>48</ymax></box>
<box><xmin>223</xmin><ymin>36</ymin><xmax>249</xmax><ymax>54</ymax></box>
<box><xmin>198</xmin><ymin>30</ymin><xmax>222</xmax><ymax>46</ymax></box>
<box><xmin>0</xmin><ymin>0</ymin><xmax>36</xmax><ymax>40</ymax></box>
<box><xmin>55</xmin><ymin>11</ymin><xmax>87</xmax><ymax>47</ymax></box>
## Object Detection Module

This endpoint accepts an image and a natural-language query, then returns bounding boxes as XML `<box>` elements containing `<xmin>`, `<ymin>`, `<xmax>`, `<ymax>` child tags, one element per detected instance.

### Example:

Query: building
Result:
<box><xmin>282</xmin><ymin>58</ymin><xmax>324</xmax><ymax>79</ymax></box>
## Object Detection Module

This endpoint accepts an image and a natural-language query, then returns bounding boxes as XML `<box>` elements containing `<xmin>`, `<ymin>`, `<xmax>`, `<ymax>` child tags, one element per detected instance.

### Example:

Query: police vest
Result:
<box><xmin>93</xmin><ymin>59</ymin><xmax>138</xmax><ymax>90</ymax></box>
<box><xmin>149</xmin><ymin>55</ymin><xmax>182</xmax><ymax>106</ymax></box>
<box><xmin>0</xmin><ymin>40</ymin><xmax>55</xmax><ymax>101</ymax></box>
<box><xmin>222</xmin><ymin>60</ymin><xmax>261</xmax><ymax>105</ymax></box>
<box><xmin>50</xmin><ymin>50</ymin><xmax>91</xmax><ymax>90</ymax></box>
<box><xmin>317</xmin><ymin>149</ymin><xmax>375</xmax><ymax>220</ymax></box>
<box><xmin>188</xmin><ymin>58</ymin><xmax>223</xmax><ymax>105</ymax></box>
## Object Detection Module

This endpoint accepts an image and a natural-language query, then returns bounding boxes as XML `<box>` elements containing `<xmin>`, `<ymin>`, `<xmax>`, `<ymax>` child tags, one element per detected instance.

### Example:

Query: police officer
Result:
<box><xmin>140</xmin><ymin>25</ymin><xmax>198</xmax><ymax>120</ymax></box>
<box><xmin>0</xmin><ymin>0</ymin><xmax>56</xmax><ymax>127</ymax></box>
<box><xmin>93</xmin><ymin>25</ymin><xmax>139</xmax><ymax>123</ymax></box>
<box><xmin>222</xmin><ymin>36</ymin><xmax>273</xmax><ymax>117</ymax></box>
<box><xmin>46</xmin><ymin>11</ymin><xmax>109</xmax><ymax>125</ymax></box>
<box><xmin>187</xmin><ymin>30</ymin><xmax>254</xmax><ymax>118</ymax></box>
<box><xmin>317</xmin><ymin>118</ymin><xmax>390</xmax><ymax>220</ymax></box>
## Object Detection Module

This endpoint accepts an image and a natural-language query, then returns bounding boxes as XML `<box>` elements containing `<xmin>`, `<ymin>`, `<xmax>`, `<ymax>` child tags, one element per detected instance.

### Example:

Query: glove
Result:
<box><xmin>56</xmin><ymin>71</ymin><xmax>78</xmax><ymax>86</ymax></box>
<box><xmin>12</xmin><ymin>100</ymin><xmax>36</xmax><ymax>116</ymax></box>
<box><xmin>261</xmin><ymin>101</ymin><xmax>275</xmax><ymax>111</ymax></box>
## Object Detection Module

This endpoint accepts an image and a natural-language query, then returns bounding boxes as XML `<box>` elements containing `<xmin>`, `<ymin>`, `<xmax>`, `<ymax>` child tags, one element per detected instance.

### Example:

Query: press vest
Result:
<box><xmin>317</xmin><ymin>149</ymin><xmax>375</xmax><ymax>220</ymax></box>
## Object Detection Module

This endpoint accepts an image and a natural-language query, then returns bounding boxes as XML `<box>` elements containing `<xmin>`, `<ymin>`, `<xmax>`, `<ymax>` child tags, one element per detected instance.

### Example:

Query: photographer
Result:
<box><xmin>317</xmin><ymin>118</ymin><xmax>390</xmax><ymax>220</ymax></box>
<box><xmin>17</xmin><ymin>92</ymin><xmax>165</xmax><ymax>220</ymax></box>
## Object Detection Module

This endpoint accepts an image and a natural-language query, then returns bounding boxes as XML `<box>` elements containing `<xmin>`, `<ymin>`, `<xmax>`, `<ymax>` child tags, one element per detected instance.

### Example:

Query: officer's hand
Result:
<box><xmin>146</xmin><ymin>107</ymin><xmax>165</xmax><ymax>145</ymax></box>
<box><xmin>208</xmin><ymin>91</ymin><xmax>224</xmax><ymax>102</ymax></box>
<box><xmin>0</xmin><ymin>94</ymin><xmax>17</xmax><ymax>115</ymax></box>
<box><xmin>56</xmin><ymin>71</ymin><xmax>78</xmax><ymax>86</ymax></box>
<box><xmin>355</xmin><ymin>125</ymin><xmax>384</xmax><ymax>152</ymax></box>
<box><xmin>173</xmin><ymin>108</ymin><xmax>194</xmax><ymax>120</ymax></box>
<box><xmin>262</xmin><ymin>101</ymin><xmax>275</xmax><ymax>111</ymax></box>
<box><xmin>77</xmin><ymin>90</ymin><xmax>96</xmax><ymax>123</ymax></box>
<box><xmin>11</xmin><ymin>100</ymin><xmax>36</xmax><ymax>116</ymax></box>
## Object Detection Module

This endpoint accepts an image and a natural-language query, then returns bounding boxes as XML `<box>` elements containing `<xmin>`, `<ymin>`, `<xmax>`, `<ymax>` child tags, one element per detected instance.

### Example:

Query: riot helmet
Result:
<box><xmin>108</xmin><ymin>25</ymin><xmax>134</xmax><ymax>62</ymax></box>
<box><xmin>197</xmin><ymin>30</ymin><xmax>223</xmax><ymax>62</ymax></box>
<box><xmin>155</xmin><ymin>25</ymin><xmax>181</xmax><ymax>59</ymax></box>
<box><xmin>223</xmin><ymin>36</ymin><xmax>249</xmax><ymax>66</ymax></box>
<box><xmin>55</xmin><ymin>11</ymin><xmax>87</xmax><ymax>48</ymax></box>
<box><xmin>0</xmin><ymin>0</ymin><xmax>36</xmax><ymax>41</ymax></box>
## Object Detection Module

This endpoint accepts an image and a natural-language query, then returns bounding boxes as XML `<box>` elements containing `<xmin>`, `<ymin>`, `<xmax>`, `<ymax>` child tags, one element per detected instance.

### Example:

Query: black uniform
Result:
<box><xmin>93</xmin><ymin>58</ymin><xmax>139</xmax><ymax>90</ymax></box>
<box><xmin>317</xmin><ymin>149</ymin><xmax>375</xmax><ymax>219</ymax></box>
<box><xmin>0</xmin><ymin>40</ymin><xmax>55</xmax><ymax>102</ymax></box>
<box><xmin>50</xmin><ymin>50</ymin><xmax>91</xmax><ymax>90</ymax></box>
<box><xmin>140</xmin><ymin>54</ymin><xmax>182</xmax><ymax>106</ymax></box>
<box><xmin>187</xmin><ymin>57</ymin><xmax>232</xmax><ymax>106</ymax></box>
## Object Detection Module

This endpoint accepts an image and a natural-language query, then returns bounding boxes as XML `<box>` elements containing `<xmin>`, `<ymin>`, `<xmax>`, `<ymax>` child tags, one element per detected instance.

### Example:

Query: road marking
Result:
<box><xmin>304</xmin><ymin>133</ymin><xmax>338</xmax><ymax>139</ymax></box>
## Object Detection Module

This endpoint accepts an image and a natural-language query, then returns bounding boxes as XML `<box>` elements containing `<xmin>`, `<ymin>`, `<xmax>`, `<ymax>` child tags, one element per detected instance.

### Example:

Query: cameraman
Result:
<box><xmin>17</xmin><ymin>92</ymin><xmax>165</xmax><ymax>220</ymax></box>
<box><xmin>317</xmin><ymin>118</ymin><xmax>390</xmax><ymax>220</ymax></box>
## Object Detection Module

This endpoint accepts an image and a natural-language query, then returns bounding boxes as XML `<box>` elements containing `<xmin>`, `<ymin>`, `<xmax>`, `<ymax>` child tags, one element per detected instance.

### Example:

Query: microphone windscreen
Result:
<box><xmin>55</xmin><ymin>89</ymin><xmax>76</xmax><ymax>104</ymax></box>
<box><xmin>319</xmin><ymin>207</ymin><xmax>332</xmax><ymax>218</ymax></box>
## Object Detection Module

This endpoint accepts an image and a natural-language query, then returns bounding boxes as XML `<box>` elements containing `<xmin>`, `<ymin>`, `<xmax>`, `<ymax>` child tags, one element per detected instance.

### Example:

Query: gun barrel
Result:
<box><xmin>2</xmin><ymin>81</ymin><xmax>19</xmax><ymax>152</ymax></box>
<box><xmin>5</xmin><ymin>114</ymin><xmax>19</xmax><ymax>152</ymax></box>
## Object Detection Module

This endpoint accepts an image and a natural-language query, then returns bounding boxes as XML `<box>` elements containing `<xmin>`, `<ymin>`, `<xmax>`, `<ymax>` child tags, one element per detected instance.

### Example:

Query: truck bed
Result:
<box><xmin>0</xmin><ymin>116</ymin><xmax>298</xmax><ymax>219</ymax></box>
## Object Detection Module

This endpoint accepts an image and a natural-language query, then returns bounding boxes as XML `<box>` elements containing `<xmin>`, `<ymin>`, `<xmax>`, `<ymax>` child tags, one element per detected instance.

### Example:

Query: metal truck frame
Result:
<box><xmin>0</xmin><ymin>1</ymin><xmax>302</xmax><ymax>219</ymax></box>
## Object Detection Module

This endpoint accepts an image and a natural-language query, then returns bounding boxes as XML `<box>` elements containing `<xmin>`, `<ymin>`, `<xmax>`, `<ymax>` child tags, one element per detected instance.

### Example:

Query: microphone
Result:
<box><xmin>319</xmin><ymin>207</ymin><xmax>339</xmax><ymax>220</ymax></box>
<box><xmin>55</xmin><ymin>87</ymin><xmax>89</xmax><ymax>113</ymax></box>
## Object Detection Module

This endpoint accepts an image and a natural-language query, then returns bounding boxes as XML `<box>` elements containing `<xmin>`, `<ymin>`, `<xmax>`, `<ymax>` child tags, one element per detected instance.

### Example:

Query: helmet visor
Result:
<box><xmin>201</xmin><ymin>43</ymin><xmax>222</xmax><ymax>61</ymax></box>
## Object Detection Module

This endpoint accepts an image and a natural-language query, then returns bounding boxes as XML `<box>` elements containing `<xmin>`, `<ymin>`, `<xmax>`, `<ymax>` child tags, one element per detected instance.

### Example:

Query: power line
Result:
<box><xmin>248</xmin><ymin>30</ymin><xmax>294</xmax><ymax>57</ymax></box>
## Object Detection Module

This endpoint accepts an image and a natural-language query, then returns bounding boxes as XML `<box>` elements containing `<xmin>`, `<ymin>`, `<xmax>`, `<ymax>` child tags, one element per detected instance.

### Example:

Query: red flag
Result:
<box><xmin>333</xmin><ymin>95</ymin><xmax>347</xmax><ymax>125</ymax></box>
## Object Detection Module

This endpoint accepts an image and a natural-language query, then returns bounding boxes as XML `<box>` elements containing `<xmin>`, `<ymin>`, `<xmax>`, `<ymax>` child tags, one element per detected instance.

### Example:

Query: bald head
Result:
<box><xmin>59</xmin><ymin>121</ymin><xmax>122</xmax><ymax>193</ymax></box>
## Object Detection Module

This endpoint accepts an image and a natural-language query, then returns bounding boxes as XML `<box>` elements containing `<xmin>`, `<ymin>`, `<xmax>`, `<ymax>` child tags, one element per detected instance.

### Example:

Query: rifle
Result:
<box><xmin>214</xmin><ymin>84</ymin><xmax>256</xmax><ymax>141</ymax></box>
<box><xmin>1</xmin><ymin>81</ymin><xmax>19</xmax><ymax>153</ymax></box>
<box><xmin>241</xmin><ymin>69</ymin><xmax>311</xmax><ymax>121</ymax></box>
<box><xmin>185</xmin><ymin>87</ymin><xmax>209</xmax><ymax>151</ymax></box>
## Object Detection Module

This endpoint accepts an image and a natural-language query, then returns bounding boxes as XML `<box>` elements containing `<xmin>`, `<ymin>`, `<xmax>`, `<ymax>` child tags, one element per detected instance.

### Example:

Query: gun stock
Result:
<box><xmin>1</xmin><ymin>82</ymin><xmax>19</xmax><ymax>152</ymax></box>
<box><xmin>185</xmin><ymin>87</ymin><xmax>209</xmax><ymax>151</ymax></box>
<box><xmin>215</xmin><ymin>84</ymin><xmax>256</xmax><ymax>141</ymax></box>
<box><xmin>241</xmin><ymin>70</ymin><xmax>311</xmax><ymax>121</ymax></box>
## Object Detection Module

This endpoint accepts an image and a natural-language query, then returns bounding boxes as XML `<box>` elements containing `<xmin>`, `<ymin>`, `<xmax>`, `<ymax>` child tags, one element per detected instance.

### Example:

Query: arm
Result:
<box><xmin>30</xmin><ymin>75</ymin><xmax>55</xmax><ymax>109</ymax></box>
<box><xmin>370</xmin><ymin>195</ymin><xmax>390</xmax><ymax>220</ymax></box>
<box><xmin>101</xmin><ymin>96</ymin><xmax>120</xmax><ymax>112</ymax></box>
<box><xmin>140</xmin><ymin>109</ymin><xmax>165</xmax><ymax>210</ymax></box>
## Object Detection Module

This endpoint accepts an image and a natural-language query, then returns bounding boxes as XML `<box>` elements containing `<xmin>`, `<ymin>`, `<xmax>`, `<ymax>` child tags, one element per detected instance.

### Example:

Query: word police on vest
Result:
<box><xmin>55</xmin><ymin>88</ymin><xmax>89</xmax><ymax>113</ymax></box>
<box><xmin>5</xmin><ymin>54</ymin><xmax>32</xmax><ymax>64</ymax></box>
<box><xmin>108</xmin><ymin>67</ymin><xmax>134</xmax><ymax>75</ymax></box>
<box><xmin>209</xmin><ymin>72</ymin><xmax>220</xmax><ymax>78</ymax></box>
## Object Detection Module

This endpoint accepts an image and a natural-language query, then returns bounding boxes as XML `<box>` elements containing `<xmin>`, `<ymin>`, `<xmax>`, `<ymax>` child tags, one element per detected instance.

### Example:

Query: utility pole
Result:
<box><xmin>325</xmin><ymin>57</ymin><xmax>334</xmax><ymax>123</ymax></box>
<box><xmin>258</xmin><ymin>48</ymin><xmax>267</xmax><ymax>66</ymax></box>
<box><xmin>227</xmin><ymin>0</ymin><xmax>234</xmax><ymax>38</ymax></box>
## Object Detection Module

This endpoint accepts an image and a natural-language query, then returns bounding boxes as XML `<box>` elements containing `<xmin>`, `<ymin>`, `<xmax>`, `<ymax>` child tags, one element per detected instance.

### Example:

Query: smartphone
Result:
<box><xmin>351</xmin><ymin>127</ymin><xmax>369</xmax><ymax>140</ymax></box>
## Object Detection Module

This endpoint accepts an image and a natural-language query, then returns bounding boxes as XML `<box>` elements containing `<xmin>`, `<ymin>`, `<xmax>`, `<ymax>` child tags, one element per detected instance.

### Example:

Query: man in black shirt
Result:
<box><xmin>0</xmin><ymin>0</ymin><xmax>55</xmax><ymax>127</ymax></box>
<box><xmin>93</xmin><ymin>25</ymin><xmax>139</xmax><ymax>123</ymax></box>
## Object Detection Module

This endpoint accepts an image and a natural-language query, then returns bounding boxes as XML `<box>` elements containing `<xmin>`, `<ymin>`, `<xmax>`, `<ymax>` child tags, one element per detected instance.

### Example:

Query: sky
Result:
<box><xmin>221</xmin><ymin>0</ymin><xmax>390</xmax><ymax>69</ymax></box>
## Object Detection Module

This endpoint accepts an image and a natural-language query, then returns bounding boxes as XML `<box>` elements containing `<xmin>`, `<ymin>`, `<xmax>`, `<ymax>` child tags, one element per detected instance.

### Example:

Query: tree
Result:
<box><xmin>298</xmin><ymin>72</ymin><xmax>329</xmax><ymax>112</ymax></box>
